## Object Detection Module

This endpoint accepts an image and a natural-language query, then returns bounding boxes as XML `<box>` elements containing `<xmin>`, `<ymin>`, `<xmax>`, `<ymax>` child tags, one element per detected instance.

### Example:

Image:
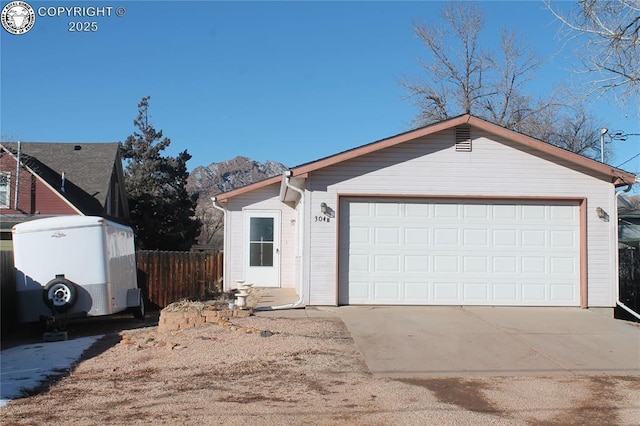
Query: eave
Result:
<box><xmin>214</xmin><ymin>114</ymin><xmax>636</xmax><ymax>200</ymax></box>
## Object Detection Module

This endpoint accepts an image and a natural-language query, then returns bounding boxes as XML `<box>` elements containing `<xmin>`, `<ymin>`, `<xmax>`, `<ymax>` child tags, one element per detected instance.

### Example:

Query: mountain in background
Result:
<box><xmin>187</xmin><ymin>155</ymin><xmax>288</xmax><ymax>208</ymax></box>
<box><xmin>187</xmin><ymin>156</ymin><xmax>288</xmax><ymax>249</ymax></box>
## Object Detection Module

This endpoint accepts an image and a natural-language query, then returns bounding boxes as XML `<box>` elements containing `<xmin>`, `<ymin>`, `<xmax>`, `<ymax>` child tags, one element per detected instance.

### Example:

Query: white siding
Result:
<box><xmin>224</xmin><ymin>183</ymin><xmax>298</xmax><ymax>291</ymax></box>
<box><xmin>306</xmin><ymin>129</ymin><xmax>617</xmax><ymax>306</ymax></box>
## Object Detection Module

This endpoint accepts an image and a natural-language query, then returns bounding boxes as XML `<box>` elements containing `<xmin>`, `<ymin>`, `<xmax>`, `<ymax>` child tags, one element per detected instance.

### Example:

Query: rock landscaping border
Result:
<box><xmin>157</xmin><ymin>305</ymin><xmax>252</xmax><ymax>333</ymax></box>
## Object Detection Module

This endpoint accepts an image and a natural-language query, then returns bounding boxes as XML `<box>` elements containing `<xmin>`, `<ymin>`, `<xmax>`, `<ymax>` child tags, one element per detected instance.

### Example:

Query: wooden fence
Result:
<box><xmin>136</xmin><ymin>250</ymin><xmax>223</xmax><ymax>309</ymax></box>
<box><xmin>0</xmin><ymin>250</ymin><xmax>222</xmax><ymax>331</ymax></box>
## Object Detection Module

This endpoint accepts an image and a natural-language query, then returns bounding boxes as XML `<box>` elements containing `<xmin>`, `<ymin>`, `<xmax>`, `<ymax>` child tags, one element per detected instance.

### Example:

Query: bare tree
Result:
<box><xmin>401</xmin><ymin>2</ymin><xmax>561</xmax><ymax>132</ymax></box>
<box><xmin>546</xmin><ymin>0</ymin><xmax>640</xmax><ymax>100</ymax></box>
<box><xmin>400</xmin><ymin>2</ymin><xmax>611</xmax><ymax>161</ymax></box>
<box><xmin>483</xmin><ymin>29</ymin><xmax>549</xmax><ymax>131</ymax></box>
<box><xmin>551</xmin><ymin>106</ymin><xmax>614</xmax><ymax>160</ymax></box>
<box><xmin>401</xmin><ymin>2</ymin><xmax>489</xmax><ymax>125</ymax></box>
<box><xmin>195</xmin><ymin>204</ymin><xmax>223</xmax><ymax>250</ymax></box>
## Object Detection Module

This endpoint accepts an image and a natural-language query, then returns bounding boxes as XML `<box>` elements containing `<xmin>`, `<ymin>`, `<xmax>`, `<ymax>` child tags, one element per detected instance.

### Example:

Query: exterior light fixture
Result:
<box><xmin>320</xmin><ymin>202</ymin><xmax>328</xmax><ymax>215</ymax></box>
<box><xmin>596</xmin><ymin>207</ymin><xmax>608</xmax><ymax>221</ymax></box>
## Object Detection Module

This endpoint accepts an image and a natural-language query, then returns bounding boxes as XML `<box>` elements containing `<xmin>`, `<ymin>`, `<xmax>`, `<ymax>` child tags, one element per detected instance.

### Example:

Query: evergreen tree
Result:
<box><xmin>121</xmin><ymin>96</ymin><xmax>201</xmax><ymax>250</ymax></box>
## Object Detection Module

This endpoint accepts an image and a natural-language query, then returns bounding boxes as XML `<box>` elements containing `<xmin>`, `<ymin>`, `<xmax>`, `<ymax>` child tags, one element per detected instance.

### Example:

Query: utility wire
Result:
<box><xmin>617</xmin><ymin>152</ymin><xmax>640</xmax><ymax>168</ymax></box>
<box><xmin>614</xmin><ymin>133</ymin><xmax>640</xmax><ymax>168</ymax></box>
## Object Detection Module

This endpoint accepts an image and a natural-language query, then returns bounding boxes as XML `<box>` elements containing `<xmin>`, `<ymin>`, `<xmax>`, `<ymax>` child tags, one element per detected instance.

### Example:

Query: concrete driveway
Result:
<box><xmin>336</xmin><ymin>306</ymin><xmax>640</xmax><ymax>377</ymax></box>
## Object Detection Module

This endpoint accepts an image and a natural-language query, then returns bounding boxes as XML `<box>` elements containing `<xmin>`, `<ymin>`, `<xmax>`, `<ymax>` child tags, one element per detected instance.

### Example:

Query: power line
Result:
<box><xmin>614</xmin><ymin>133</ymin><xmax>640</xmax><ymax>168</ymax></box>
<box><xmin>617</xmin><ymin>152</ymin><xmax>640</xmax><ymax>168</ymax></box>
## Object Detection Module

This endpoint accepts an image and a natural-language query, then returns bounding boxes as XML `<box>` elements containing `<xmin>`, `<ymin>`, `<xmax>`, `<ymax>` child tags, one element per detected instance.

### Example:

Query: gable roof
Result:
<box><xmin>216</xmin><ymin>114</ymin><xmax>636</xmax><ymax>201</ymax></box>
<box><xmin>0</xmin><ymin>142</ymin><xmax>128</xmax><ymax>217</ymax></box>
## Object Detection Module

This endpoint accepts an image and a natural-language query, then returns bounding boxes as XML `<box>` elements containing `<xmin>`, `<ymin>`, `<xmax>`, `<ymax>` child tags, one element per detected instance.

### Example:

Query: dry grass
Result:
<box><xmin>1</xmin><ymin>315</ymin><xmax>639</xmax><ymax>425</ymax></box>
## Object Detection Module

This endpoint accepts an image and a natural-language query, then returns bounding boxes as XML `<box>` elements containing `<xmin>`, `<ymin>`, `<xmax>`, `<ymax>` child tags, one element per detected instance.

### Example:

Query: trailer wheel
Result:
<box><xmin>132</xmin><ymin>293</ymin><xmax>146</xmax><ymax>320</ymax></box>
<box><xmin>43</xmin><ymin>279</ymin><xmax>77</xmax><ymax>313</ymax></box>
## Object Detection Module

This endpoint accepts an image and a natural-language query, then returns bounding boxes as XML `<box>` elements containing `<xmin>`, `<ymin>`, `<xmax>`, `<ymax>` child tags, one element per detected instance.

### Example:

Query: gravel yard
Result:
<box><xmin>1</xmin><ymin>313</ymin><xmax>639</xmax><ymax>425</ymax></box>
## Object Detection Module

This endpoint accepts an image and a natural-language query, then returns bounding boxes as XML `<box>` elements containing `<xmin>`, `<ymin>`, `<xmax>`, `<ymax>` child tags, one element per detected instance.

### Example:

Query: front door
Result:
<box><xmin>244</xmin><ymin>211</ymin><xmax>280</xmax><ymax>287</ymax></box>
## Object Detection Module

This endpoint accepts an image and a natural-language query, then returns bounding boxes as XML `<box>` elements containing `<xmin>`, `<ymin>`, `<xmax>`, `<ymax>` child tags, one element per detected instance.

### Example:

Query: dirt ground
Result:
<box><xmin>1</xmin><ymin>313</ymin><xmax>639</xmax><ymax>425</ymax></box>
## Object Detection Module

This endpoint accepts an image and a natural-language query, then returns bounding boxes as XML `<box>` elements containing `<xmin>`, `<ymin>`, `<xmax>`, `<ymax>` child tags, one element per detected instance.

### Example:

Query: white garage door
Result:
<box><xmin>338</xmin><ymin>198</ymin><xmax>580</xmax><ymax>306</ymax></box>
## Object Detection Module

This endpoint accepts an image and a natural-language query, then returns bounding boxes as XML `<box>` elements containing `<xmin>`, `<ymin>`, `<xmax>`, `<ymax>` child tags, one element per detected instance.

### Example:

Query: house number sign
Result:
<box><xmin>314</xmin><ymin>216</ymin><xmax>331</xmax><ymax>223</ymax></box>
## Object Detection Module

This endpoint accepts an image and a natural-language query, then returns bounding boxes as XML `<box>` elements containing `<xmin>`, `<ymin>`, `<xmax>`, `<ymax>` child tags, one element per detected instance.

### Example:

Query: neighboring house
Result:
<box><xmin>213</xmin><ymin>114</ymin><xmax>635</xmax><ymax>309</ymax></box>
<box><xmin>617</xmin><ymin>194</ymin><xmax>640</xmax><ymax>315</ymax></box>
<box><xmin>0</xmin><ymin>142</ymin><xmax>130</xmax><ymax>249</ymax></box>
<box><xmin>618</xmin><ymin>194</ymin><xmax>640</xmax><ymax>245</ymax></box>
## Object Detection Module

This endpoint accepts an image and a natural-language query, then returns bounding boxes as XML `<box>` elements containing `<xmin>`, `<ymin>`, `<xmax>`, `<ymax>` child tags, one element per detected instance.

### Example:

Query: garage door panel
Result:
<box><xmin>522</xmin><ymin>204</ymin><xmax>546</xmax><ymax>219</ymax></box>
<box><xmin>434</xmin><ymin>228</ymin><xmax>459</xmax><ymax>245</ymax></box>
<box><xmin>550</xmin><ymin>257</ymin><xmax>576</xmax><ymax>274</ymax></box>
<box><xmin>340</xmin><ymin>198</ymin><xmax>580</xmax><ymax>306</ymax></box>
<box><xmin>374</xmin><ymin>282</ymin><xmax>401</xmax><ymax>299</ymax></box>
<box><xmin>435</xmin><ymin>204</ymin><xmax>459</xmax><ymax>218</ymax></box>
<box><xmin>434</xmin><ymin>255</ymin><xmax>459</xmax><ymax>272</ymax></box>
<box><xmin>375</xmin><ymin>203</ymin><xmax>401</xmax><ymax>217</ymax></box>
<box><xmin>374</xmin><ymin>228</ymin><xmax>400</xmax><ymax>244</ymax></box>
<box><xmin>463</xmin><ymin>229</ymin><xmax>489</xmax><ymax>246</ymax></box>
<box><xmin>522</xmin><ymin>230</ymin><xmax>546</xmax><ymax>247</ymax></box>
<box><xmin>405</xmin><ymin>203</ymin><xmax>430</xmax><ymax>217</ymax></box>
<box><xmin>550</xmin><ymin>230</ymin><xmax>577</xmax><ymax>247</ymax></box>
<box><xmin>404</xmin><ymin>255</ymin><xmax>430</xmax><ymax>272</ymax></box>
<box><xmin>493</xmin><ymin>283</ymin><xmax>518</xmax><ymax>301</ymax></box>
<box><xmin>463</xmin><ymin>283</ymin><xmax>490</xmax><ymax>300</ymax></box>
<box><xmin>463</xmin><ymin>204</ymin><xmax>489</xmax><ymax>218</ymax></box>
<box><xmin>374</xmin><ymin>255</ymin><xmax>399</xmax><ymax>272</ymax></box>
<box><xmin>350</xmin><ymin>227</ymin><xmax>370</xmax><ymax>243</ymax></box>
<box><xmin>493</xmin><ymin>256</ymin><xmax>517</xmax><ymax>273</ymax></box>
<box><xmin>550</xmin><ymin>284</ymin><xmax>575</xmax><ymax>301</ymax></box>
<box><xmin>404</xmin><ymin>282</ymin><xmax>430</xmax><ymax>299</ymax></box>
<box><xmin>522</xmin><ymin>284</ymin><xmax>546</xmax><ymax>301</ymax></box>
<box><xmin>349</xmin><ymin>281</ymin><xmax>370</xmax><ymax>299</ymax></box>
<box><xmin>493</xmin><ymin>229</ymin><xmax>518</xmax><ymax>246</ymax></box>
<box><xmin>405</xmin><ymin>228</ymin><xmax>429</xmax><ymax>244</ymax></box>
<box><xmin>550</xmin><ymin>205</ymin><xmax>575</xmax><ymax>220</ymax></box>
<box><xmin>493</xmin><ymin>204</ymin><xmax>517</xmax><ymax>219</ymax></box>
<box><xmin>434</xmin><ymin>282</ymin><xmax>460</xmax><ymax>300</ymax></box>
<box><xmin>463</xmin><ymin>257</ymin><xmax>489</xmax><ymax>273</ymax></box>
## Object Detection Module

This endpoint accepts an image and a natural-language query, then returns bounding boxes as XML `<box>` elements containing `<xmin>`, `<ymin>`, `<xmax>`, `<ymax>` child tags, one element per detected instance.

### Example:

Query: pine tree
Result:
<box><xmin>121</xmin><ymin>96</ymin><xmax>201</xmax><ymax>250</ymax></box>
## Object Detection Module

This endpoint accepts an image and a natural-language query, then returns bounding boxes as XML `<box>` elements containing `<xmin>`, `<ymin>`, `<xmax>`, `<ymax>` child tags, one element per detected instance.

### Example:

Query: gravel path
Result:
<box><xmin>1</xmin><ymin>315</ymin><xmax>639</xmax><ymax>425</ymax></box>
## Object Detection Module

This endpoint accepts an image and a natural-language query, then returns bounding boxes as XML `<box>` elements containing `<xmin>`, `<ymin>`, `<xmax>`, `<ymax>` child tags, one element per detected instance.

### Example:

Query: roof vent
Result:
<box><xmin>455</xmin><ymin>126</ymin><xmax>472</xmax><ymax>152</ymax></box>
<box><xmin>74</xmin><ymin>145</ymin><xmax>82</xmax><ymax>151</ymax></box>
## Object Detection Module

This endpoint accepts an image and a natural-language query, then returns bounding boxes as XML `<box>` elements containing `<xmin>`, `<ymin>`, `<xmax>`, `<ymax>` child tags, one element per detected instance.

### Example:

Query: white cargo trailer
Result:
<box><xmin>12</xmin><ymin>216</ymin><xmax>145</xmax><ymax>323</ymax></box>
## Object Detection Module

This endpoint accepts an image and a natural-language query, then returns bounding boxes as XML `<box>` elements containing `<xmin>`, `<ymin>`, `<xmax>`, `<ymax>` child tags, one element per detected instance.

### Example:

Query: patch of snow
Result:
<box><xmin>0</xmin><ymin>335</ymin><xmax>103</xmax><ymax>407</ymax></box>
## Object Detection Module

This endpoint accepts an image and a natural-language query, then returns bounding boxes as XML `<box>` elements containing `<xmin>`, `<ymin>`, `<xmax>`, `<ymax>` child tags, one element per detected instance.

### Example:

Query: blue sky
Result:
<box><xmin>1</xmin><ymin>0</ymin><xmax>639</xmax><ymax>176</ymax></box>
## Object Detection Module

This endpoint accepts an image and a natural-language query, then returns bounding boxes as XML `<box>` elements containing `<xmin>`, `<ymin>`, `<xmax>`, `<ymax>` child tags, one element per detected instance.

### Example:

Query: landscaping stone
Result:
<box><xmin>157</xmin><ymin>303</ymin><xmax>254</xmax><ymax>334</ymax></box>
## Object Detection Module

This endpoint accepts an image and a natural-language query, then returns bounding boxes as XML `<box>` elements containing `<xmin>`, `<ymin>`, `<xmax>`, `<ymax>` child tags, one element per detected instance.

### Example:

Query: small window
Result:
<box><xmin>0</xmin><ymin>173</ymin><xmax>10</xmax><ymax>208</ymax></box>
<box><xmin>249</xmin><ymin>217</ymin><xmax>274</xmax><ymax>267</ymax></box>
<box><xmin>455</xmin><ymin>126</ymin><xmax>472</xmax><ymax>152</ymax></box>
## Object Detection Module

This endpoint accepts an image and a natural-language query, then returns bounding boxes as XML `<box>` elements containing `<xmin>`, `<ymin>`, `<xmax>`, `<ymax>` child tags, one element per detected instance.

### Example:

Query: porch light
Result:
<box><xmin>595</xmin><ymin>207</ymin><xmax>609</xmax><ymax>221</ymax></box>
<box><xmin>321</xmin><ymin>202</ymin><xmax>328</xmax><ymax>215</ymax></box>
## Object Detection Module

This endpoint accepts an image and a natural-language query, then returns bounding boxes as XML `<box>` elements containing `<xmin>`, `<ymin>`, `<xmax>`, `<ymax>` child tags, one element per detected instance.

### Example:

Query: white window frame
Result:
<box><xmin>0</xmin><ymin>172</ymin><xmax>10</xmax><ymax>209</ymax></box>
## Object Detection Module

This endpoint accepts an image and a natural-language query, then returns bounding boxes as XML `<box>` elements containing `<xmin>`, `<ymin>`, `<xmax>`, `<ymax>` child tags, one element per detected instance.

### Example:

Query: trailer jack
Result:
<box><xmin>41</xmin><ymin>311</ymin><xmax>70</xmax><ymax>342</ymax></box>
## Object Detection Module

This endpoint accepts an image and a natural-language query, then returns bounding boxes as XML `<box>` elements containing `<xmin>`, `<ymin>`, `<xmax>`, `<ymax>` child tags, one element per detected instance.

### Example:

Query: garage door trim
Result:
<box><xmin>335</xmin><ymin>195</ymin><xmax>588</xmax><ymax>307</ymax></box>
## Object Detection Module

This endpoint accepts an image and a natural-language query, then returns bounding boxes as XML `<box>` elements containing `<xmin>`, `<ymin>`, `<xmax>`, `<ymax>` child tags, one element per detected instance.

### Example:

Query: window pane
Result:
<box><xmin>0</xmin><ymin>174</ymin><xmax>8</xmax><ymax>208</ymax></box>
<box><xmin>250</xmin><ymin>218</ymin><xmax>274</xmax><ymax>242</ymax></box>
<box><xmin>250</xmin><ymin>242</ymin><xmax>273</xmax><ymax>266</ymax></box>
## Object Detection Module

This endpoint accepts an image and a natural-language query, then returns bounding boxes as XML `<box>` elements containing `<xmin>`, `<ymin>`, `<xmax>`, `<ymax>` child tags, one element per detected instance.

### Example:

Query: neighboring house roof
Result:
<box><xmin>0</xmin><ymin>142</ymin><xmax>128</xmax><ymax>218</ymax></box>
<box><xmin>618</xmin><ymin>194</ymin><xmax>640</xmax><ymax>219</ymax></box>
<box><xmin>216</xmin><ymin>114</ymin><xmax>637</xmax><ymax>202</ymax></box>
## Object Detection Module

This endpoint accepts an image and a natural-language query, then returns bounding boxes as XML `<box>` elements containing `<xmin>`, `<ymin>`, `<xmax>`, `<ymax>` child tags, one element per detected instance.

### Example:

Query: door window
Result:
<box><xmin>249</xmin><ymin>217</ymin><xmax>274</xmax><ymax>267</ymax></box>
